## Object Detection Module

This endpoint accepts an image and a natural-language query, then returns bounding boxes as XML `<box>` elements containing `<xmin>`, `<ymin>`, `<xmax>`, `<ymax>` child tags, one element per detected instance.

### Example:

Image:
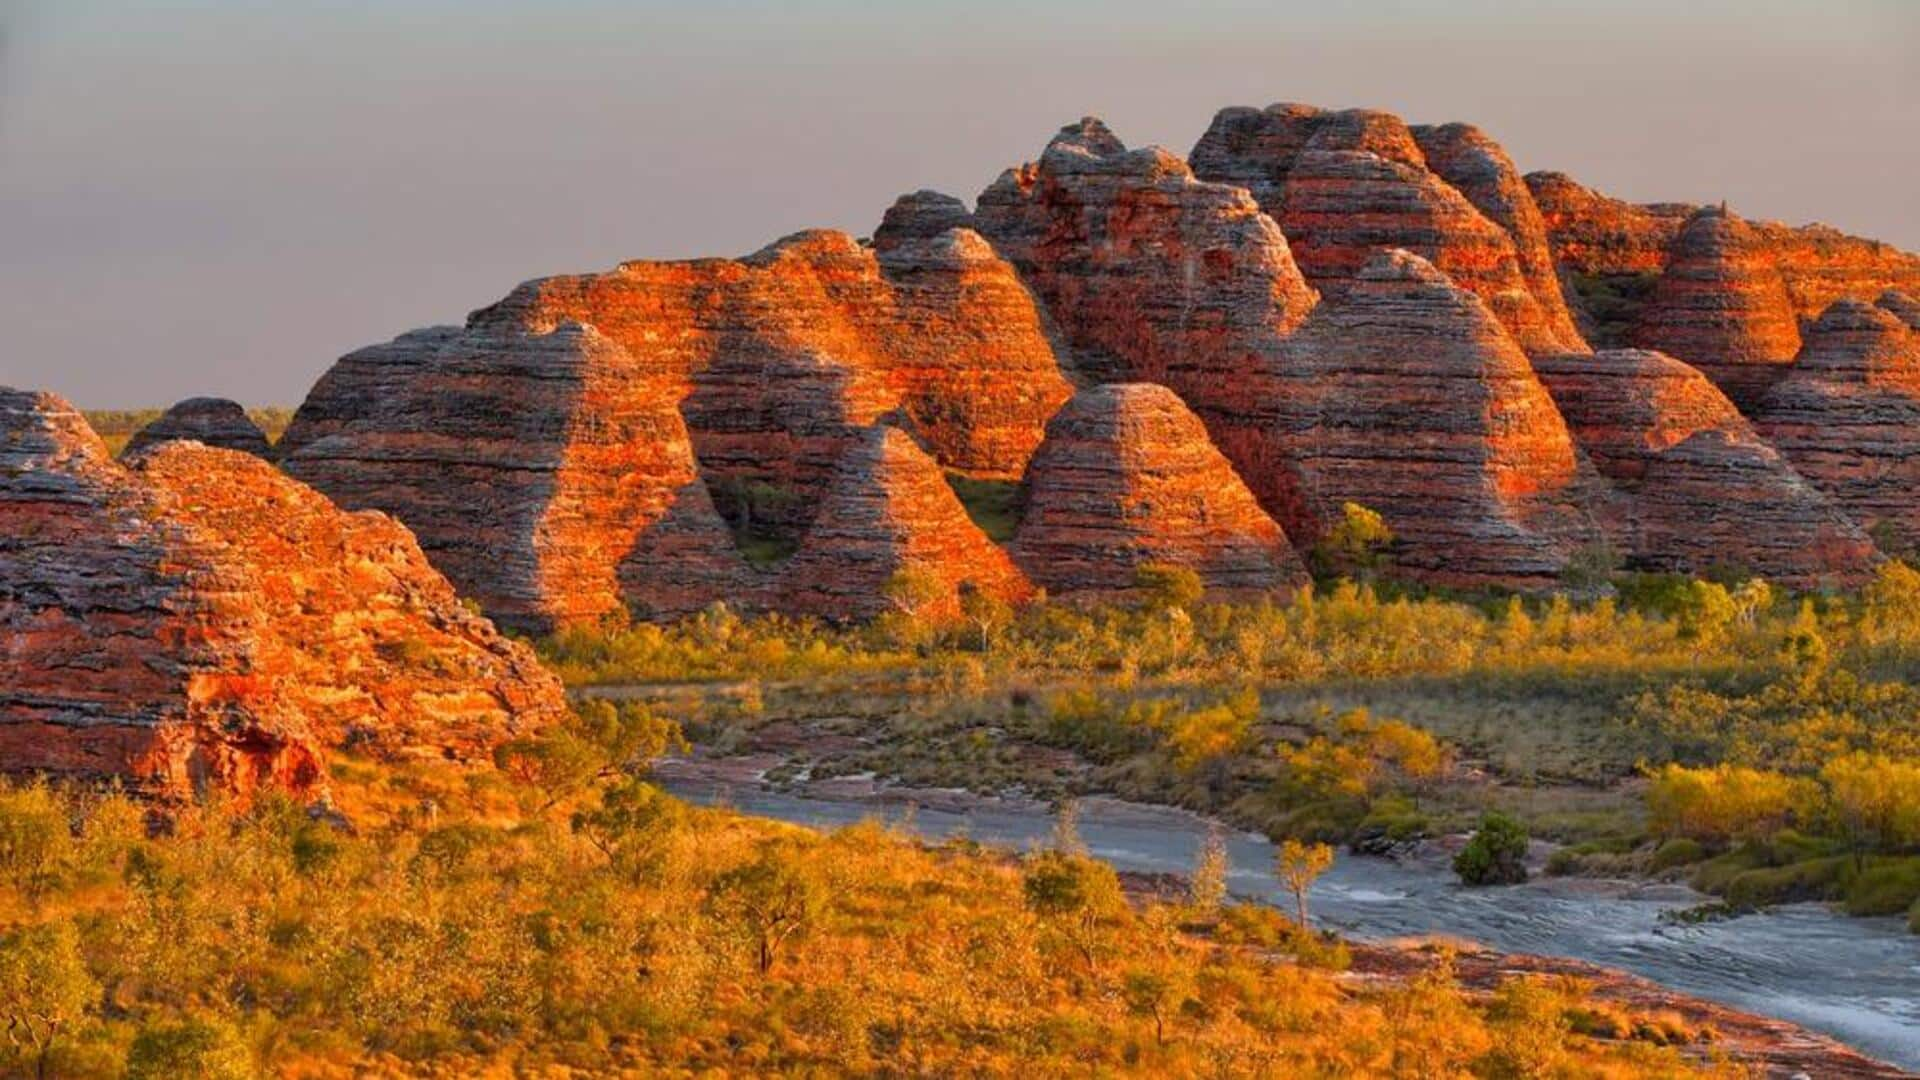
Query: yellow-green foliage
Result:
<box><xmin>0</xmin><ymin>770</ymin><xmax>1730</xmax><ymax>1079</ymax></box>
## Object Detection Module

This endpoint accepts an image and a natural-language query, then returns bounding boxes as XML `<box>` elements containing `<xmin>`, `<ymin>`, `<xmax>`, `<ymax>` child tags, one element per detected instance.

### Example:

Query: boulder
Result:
<box><xmin>1533</xmin><ymin>350</ymin><xmax>1874</xmax><ymax>584</ymax></box>
<box><xmin>1010</xmin><ymin>384</ymin><xmax>1306</xmax><ymax>600</ymax></box>
<box><xmin>122</xmin><ymin>396</ymin><xmax>273</xmax><ymax>459</ymax></box>
<box><xmin>775</xmin><ymin>425</ymin><xmax>1032</xmax><ymax>621</ymax></box>
<box><xmin>279</xmin><ymin>323</ymin><xmax>755</xmax><ymax>631</ymax></box>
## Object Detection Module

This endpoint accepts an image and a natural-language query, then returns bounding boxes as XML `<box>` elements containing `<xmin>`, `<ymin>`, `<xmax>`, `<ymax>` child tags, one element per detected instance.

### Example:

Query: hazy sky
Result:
<box><xmin>3</xmin><ymin>1</ymin><xmax>1916</xmax><ymax>407</ymax></box>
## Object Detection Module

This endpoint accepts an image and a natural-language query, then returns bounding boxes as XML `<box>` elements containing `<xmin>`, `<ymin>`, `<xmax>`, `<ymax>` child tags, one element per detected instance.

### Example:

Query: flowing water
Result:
<box><xmin>661</xmin><ymin>775</ymin><xmax>1920</xmax><ymax>1071</ymax></box>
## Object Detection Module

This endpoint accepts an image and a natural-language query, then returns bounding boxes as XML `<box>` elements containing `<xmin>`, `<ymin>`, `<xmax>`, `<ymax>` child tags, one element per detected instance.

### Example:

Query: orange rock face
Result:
<box><xmin>1</xmin><ymin>389</ymin><xmax>565</xmax><ymax>800</ymax></box>
<box><xmin>124</xmin><ymin>396</ymin><xmax>272</xmax><ymax>460</ymax></box>
<box><xmin>280</xmin><ymin>324</ymin><xmax>753</xmax><ymax>632</ymax></box>
<box><xmin>1756</xmin><ymin>300</ymin><xmax>1920</xmax><ymax>550</ymax></box>
<box><xmin>774</xmin><ymin>426</ymin><xmax>1032</xmax><ymax>622</ymax></box>
<box><xmin>468</xmin><ymin>227</ymin><xmax>1073</xmax><ymax>533</ymax></box>
<box><xmin>1257</xmin><ymin>250</ymin><xmax>1604</xmax><ymax>586</ymax></box>
<box><xmin>1189</xmin><ymin>105</ymin><xmax>1586</xmax><ymax>355</ymax></box>
<box><xmin>1533</xmin><ymin>350</ymin><xmax>1874</xmax><ymax>585</ymax></box>
<box><xmin>1010</xmin><ymin>384</ymin><xmax>1306</xmax><ymax>601</ymax></box>
<box><xmin>970</xmin><ymin>117</ymin><xmax>1317</xmax><ymax>412</ymax></box>
<box><xmin>1631</xmin><ymin>207</ymin><xmax>1803</xmax><ymax>410</ymax></box>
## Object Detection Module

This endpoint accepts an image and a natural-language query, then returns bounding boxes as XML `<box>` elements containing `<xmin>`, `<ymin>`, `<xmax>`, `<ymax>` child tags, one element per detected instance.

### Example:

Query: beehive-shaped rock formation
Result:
<box><xmin>1756</xmin><ymin>301</ymin><xmax>1920</xmax><ymax>550</ymax></box>
<box><xmin>1257</xmin><ymin>250</ymin><xmax>1604</xmax><ymax>586</ymax></box>
<box><xmin>279</xmin><ymin>323</ymin><xmax>755</xmax><ymax>631</ymax></box>
<box><xmin>1011</xmin><ymin>384</ymin><xmax>1306</xmax><ymax>601</ymax></box>
<box><xmin>775</xmin><ymin>426</ymin><xmax>1032</xmax><ymax>621</ymax></box>
<box><xmin>123</xmin><ymin>396</ymin><xmax>273</xmax><ymax>459</ymax></box>
<box><xmin>1631</xmin><ymin>207</ymin><xmax>1803</xmax><ymax>410</ymax></box>
<box><xmin>1189</xmin><ymin>104</ymin><xmax>1585</xmax><ymax>355</ymax></box>
<box><xmin>1533</xmin><ymin>350</ymin><xmax>1874</xmax><ymax>584</ymax></box>
<box><xmin>466</xmin><ymin>227</ymin><xmax>1073</xmax><ymax>534</ymax></box>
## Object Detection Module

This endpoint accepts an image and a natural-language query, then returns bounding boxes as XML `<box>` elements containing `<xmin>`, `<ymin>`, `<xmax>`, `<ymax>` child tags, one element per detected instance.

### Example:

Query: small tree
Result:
<box><xmin>1275</xmin><ymin>838</ymin><xmax>1334</xmax><ymax>928</ymax></box>
<box><xmin>495</xmin><ymin>698</ymin><xmax>685</xmax><ymax>808</ymax></box>
<box><xmin>125</xmin><ymin>1016</ymin><xmax>252</xmax><ymax>1080</ymax></box>
<box><xmin>0</xmin><ymin>921</ymin><xmax>97</xmax><ymax>1080</ymax></box>
<box><xmin>705</xmin><ymin>842</ymin><xmax>828</xmax><ymax>975</ymax></box>
<box><xmin>1022</xmin><ymin>849</ymin><xmax>1126</xmax><ymax>978</ymax></box>
<box><xmin>957</xmin><ymin>581</ymin><xmax>1013</xmax><ymax>653</ymax></box>
<box><xmin>1454</xmin><ymin>812</ymin><xmax>1529</xmax><ymax>886</ymax></box>
<box><xmin>1187</xmin><ymin>827</ymin><xmax>1230</xmax><ymax>920</ymax></box>
<box><xmin>570</xmin><ymin>777</ymin><xmax>687</xmax><ymax>881</ymax></box>
<box><xmin>1312</xmin><ymin>502</ymin><xmax>1393</xmax><ymax>579</ymax></box>
<box><xmin>1134</xmin><ymin>563</ymin><xmax>1204</xmax><ymax>612</ymax></box>
<box><xmin>1121</xmin><ymin>966</ymin><xmax>1190</xmax><ymax>1045</ymax></box>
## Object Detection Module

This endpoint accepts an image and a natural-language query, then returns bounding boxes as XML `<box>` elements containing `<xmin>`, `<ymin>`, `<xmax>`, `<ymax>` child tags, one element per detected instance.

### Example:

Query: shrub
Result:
<box><xmin>125</xmin><ymin>1016</ymin><xmax>253</xmax><ymax>1080</ymax></box>
<box><xmin>1455</xmin><ymin>812</ymin><xmax>1529</xmax><ymax>886</ymax></box>
<box><xmin>1722</xmin><ymin>857</ymin><xmax>1847</xmax><ymax>909</ymax></box>
<box><xmin>1649</xmin><ymin>837</ymin><xmax>1706</xmax><ymax>872</ymax></box>
<box><xmin>1842</xmin><ymin>857</ymin><xmax>1920</xmax><ymax>917</ymax></box>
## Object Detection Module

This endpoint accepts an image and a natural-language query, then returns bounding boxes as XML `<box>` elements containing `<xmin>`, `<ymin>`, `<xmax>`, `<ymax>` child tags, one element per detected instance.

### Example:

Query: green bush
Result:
<box><xmin>1908</xmin><ymin>897</ymin><xmax>1919</xmax><ymax>934</ymax></box>
<box><xmin>1649</xmin><ymin>837</ymin><xmax>1707</xmax><ymax>872</ymax></box>
<box><xmin>126</xmin><ymin>1016</ymin><xmax>253</xmax><ymax>1080</ymax></box>
<box><xmin>1454</xmin><ymin>812</ymin><xmax>1529</xmax><ymax>886</ymax></box>
<box><xmin>1842</xmin><ymin>857</ymin><xmax>1920</xmax><ymax>917</ymax></box>
<box><xmin>1721</xmin><ymin>857</ymin><xmax>1847</xmax><ymax>909</ymax></box>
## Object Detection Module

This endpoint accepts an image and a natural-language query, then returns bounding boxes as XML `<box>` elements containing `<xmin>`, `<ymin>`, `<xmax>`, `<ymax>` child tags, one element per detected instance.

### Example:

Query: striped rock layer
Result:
<box><xmin>123</xmin><ymin>396</ymin><xmax>273</xmax><ymax>460</ymax></box>
<box><xmin>467</xmin><ymin>227</ymin><xmax>1073</xmax><ymax>534</ymax></box>
<box><xmin>1533</xmin><ymin>350</ymin><xmax>1874</xmax><ymax>585</ymax></box>
<box><xmin>1756</xmin><ymin>300</ymin><xmax>1920</xmax><ymax>551</ymax></box>
<box><xmin>1010</xmin><ymin>384</ymin><xmax>1307</xmax><ymax>601</ymax></box>
<box><xmin>279</xmin><ymin>323</ymin><xmax>754</xmax><ymax>632</ymax></box>
<box><xmin>1188</xmin><ymin>104</ymin><xmax>1586</xmax><ymax>355</ymax></box>
<box><xmin>1</xmin><ymin>389</ymin><xmax>565</xmax><ymax>799</ymax></box>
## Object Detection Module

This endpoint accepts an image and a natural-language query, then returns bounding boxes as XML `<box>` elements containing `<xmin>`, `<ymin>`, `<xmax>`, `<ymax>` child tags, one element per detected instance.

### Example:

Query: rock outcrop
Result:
<box><xmin>970</xmin><ymin>117</ymin><xmax>1317</xmax><ymax>405</ymax></box>
<box><xmin>280</xmin><ymin>323</ymin><xmax>755</xmax><ymax>632</ymax></box>
<box><xmin>123</xmin><ymin>396</ymin><xmax>273</xmax><ymax>459</ymax></box>
<box><xmin>1</xmin><ymin>389</ymin><xmax>566</xmax><ymax>800</ymax></box>
<box><xmin>1631</xmin><ymin>207</ymin><xmax>1802</xmax><ymax>410</ymax></box>
<box><xmin>1010</xmin><ymin>384</ymin><xmax>1306</xmax><ymax>601</ymax></box>
<box><xmin>1532</xmin><ymin>350</ymin><xmax>1874</xmax><ymax>584</ymax></box>
<box><xmin>1528</xmin><ymin>170</ymin><xmax>1920</xmax><ymax>345</ymax></box>
<box><xmin>466</xmin><ymin>227</ymin><xmax>1073</xmax><ymax>534</ymax></box>
<box><xmin>1756</xmin><ymin>301</ymin><xmax>1920</xmax><ymax>550</ymax></box>
<box><xmin>1255</xmin><ymin>250</ymin><xmax>1605</xmax><ymax>586</ymax></box>
<box><xmin>1189</xmin><ymin>104</ymin><xmax>1585</xmax><ymax>355</ymax></box>
<box><xmin>775</xmin><ymin>425</ymin><xmax>1031</xmax><ymax>621</ymax></box>
<box><xmin>1878</xmin><ymin>289</ymin><xmax>1920</xmax><ymax>330</ymax></box>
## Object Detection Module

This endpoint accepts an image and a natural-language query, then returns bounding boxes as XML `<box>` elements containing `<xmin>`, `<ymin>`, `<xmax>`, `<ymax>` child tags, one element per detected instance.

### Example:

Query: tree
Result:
<box><xmin>0</xmin><ymin>921</ymin><xmax>96</xmax><ymax>1080</ymax></box>
<box><xmin>1312</xmin><ymin>502</ymin><xmax>1393</xmax><ymax>579</ymax></box>
<box><xmin>570</xmin><ymin>777</ymin><xmax>687</xmax><ymax>880</ymax></box>
<box><xmin>1022</xmin><ymin>848</ymin><xmax>1126</xmax><ymax>978</ymax></box>
<box><xmin>1134</xmin><ymin>563</ymin><xmax>1204</xmax><ymax>612</ymax></box>
<box><xmin>705</xmin><ymin>842</ymin><xmax>828</xmax><ymax>975</ymax></box>
<box><xmin>125</xmin><ymin>1016</ymin><xmax>252</xmax><ymax>1080</ymax></box>
<box><xmin>957</xmin><ymin>581</ymin><xmax>1014</xmax><ymax>653</ymax></box>
<box><xmin>1454</xmin><ymin>812</ymin><xmax>1529</xmax><ymax>886</ymax></box>
<box><xmin>883</xmin><ymin>566</ymin><xmax>948</xmax><ymax>620</ymax></box>
<box><xmin>1187</xmin><ymin>827</ymin><xmax>1230</xmax><ymax>920</ymax></box>
<box><xmin>495</xmin><ymin>698</ymin><xmax>685</xmax><ymax>808</ymax></box>
<box><xmin>1275</xmin><ymin>838</ymin><xmax>1334</xmax><ymax>928</ymax></box>
<box><xmin>1121</xmin><ymin>966</ymin><xmax>1190</xmax><ymax>1045</ymax></box>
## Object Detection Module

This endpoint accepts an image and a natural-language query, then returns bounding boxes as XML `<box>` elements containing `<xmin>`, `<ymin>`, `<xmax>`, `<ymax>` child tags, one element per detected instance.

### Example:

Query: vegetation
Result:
<box><xmin>539</xmin><ymin>558</ymin><xmax>1920</xmax><ymax>932</ymax></box>
<box><xmin>0</xmin><ymin>729</ymin><xmax>1730</xmax><ymax>1077</ymax></box>
<box><xmin>1455</xmin><ymin>812</ymin><xmax>1531</xmax><ymax>886</ymax></box>
<box><xmin>80</xmin><ymin>407</ymin><xmax>293</xmax><ymax>455</ymax></box>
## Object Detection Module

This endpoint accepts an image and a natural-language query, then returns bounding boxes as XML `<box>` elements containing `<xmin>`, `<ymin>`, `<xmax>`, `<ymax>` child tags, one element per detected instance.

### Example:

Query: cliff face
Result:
<box><xmin>467</xmin><ymin>227</ymin><xmax>1073</xmax><ymax>534</ymax></box>
<box><xmin>123</xmin><ymin>397</ymin><xmax>273</xmax><ymax>459</ymax></box>
<box><xmin>1189</xmin><ymin>104</ymin><xmax>1586</xmax><ymax>356</ymax></box>
<box><xmin>1630</xmin><ymin>207</ymin><xmax>1803</xmax><ymax>411</ymax></box>
<box><xmin>1533</xmin><ymin>350</ymin><xmax>1875</xmax><ymax>585</ymax></box>
<box><xmin>1</xmin><ymin>389</ymin><xmax>565</xmax><ymax>800</ymax></box>
<box><xmin>774</xmin><ymin>425</ymin><xmax>1032</xmax><ymax>622</ymax></box>
<box><xmin>1010</xmin><ymin>384</ymin><xmax>1307</xmax><ymax>601</ymax></box>
<box><xmin>1256</xmin><ymin>250</ymin><xmax>1605</xmax><ymax>586</ymax></box>
<box><xmin>1756</xmin><ymin>300</ymin><xmax>1920</xmax><ymax>550</ymax></box>
<box><xmin>279</xmin><ymin>323</ymin><xmax>755</xmax><ymax>632</ymax></box>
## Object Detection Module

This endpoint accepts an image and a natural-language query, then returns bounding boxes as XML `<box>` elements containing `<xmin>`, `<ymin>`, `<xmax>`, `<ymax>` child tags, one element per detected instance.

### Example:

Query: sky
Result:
<box><xmin>2</xmin><ymin>0</ymin><xmax>1916</xmax><ymax>408</ymax></box>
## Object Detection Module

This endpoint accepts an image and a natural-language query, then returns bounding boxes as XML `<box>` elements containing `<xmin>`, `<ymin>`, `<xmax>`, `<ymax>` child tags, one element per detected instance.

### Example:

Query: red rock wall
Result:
<box><xmin>1533</xmin><ymin>350</ymin><xmax>1874</xmax><ymax>585</ymax></box>
<box><xmin>1010</xmin><ymin>384</ymin><xmax>1307</xmax><ymax>601</ymax></box>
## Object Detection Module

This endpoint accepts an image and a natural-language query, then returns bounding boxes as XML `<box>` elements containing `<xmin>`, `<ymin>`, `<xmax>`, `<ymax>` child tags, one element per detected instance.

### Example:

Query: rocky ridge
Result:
<box><xmin>123</xmin><ymin>396</ymin><xmax>273</xmax><ymax>459</ymax></box>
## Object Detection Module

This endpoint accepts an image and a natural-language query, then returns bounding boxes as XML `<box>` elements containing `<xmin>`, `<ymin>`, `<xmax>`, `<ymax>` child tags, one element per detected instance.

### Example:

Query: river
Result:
<box><xmin>660</xmin><ymin>774</ymin><xmax>1920</xmax><ymax>1071</ymax></box>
